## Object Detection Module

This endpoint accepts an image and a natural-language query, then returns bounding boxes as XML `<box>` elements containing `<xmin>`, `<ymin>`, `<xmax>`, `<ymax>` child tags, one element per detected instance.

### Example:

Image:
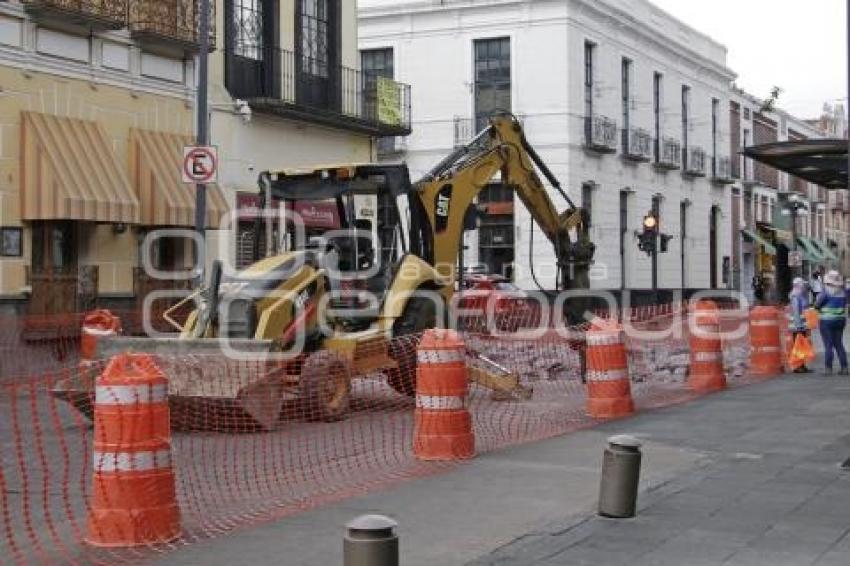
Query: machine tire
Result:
<box><xmin>300</xmin><ymin>351</ymin><xmax>352</xmax><ymax>422</ymax></box>
<box><xmin>386</xmin><ymin>291</ymin><xmax>444</xmax><ymax>397</ymax></box>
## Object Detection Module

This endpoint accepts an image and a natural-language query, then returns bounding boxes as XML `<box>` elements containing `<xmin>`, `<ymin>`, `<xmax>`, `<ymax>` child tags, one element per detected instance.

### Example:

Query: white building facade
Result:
<box><xmin>359</xmin><ymin>0</ymin><xmax>737</xmax><ymax>296</ymax></box>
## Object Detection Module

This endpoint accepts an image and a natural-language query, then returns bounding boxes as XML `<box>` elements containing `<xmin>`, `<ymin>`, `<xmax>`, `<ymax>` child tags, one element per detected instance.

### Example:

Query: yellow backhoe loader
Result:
<box><xmin>53</xmin><ymin>113</ymin><xmax>595</xmax><ymax>429</ymax></box>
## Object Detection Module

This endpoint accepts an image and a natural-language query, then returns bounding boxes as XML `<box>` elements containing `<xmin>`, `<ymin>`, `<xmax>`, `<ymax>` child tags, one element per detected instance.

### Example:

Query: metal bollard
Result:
<box><xmin>344</xmin><ymin>514</ymin><xmax>399</xmax><ymax>566</ymax></box>
<box><xmin>598</xmin><ymin>434</ymin><xmax>642</xmax><ymax>519</ymax></box>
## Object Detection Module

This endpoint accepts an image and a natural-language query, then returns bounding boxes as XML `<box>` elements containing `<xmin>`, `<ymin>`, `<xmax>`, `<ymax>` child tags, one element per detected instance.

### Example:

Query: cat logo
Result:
<box><xmin>435</xmin><ymin>184</ymin><xmax>452</xmax><ymax>233</ymax></box>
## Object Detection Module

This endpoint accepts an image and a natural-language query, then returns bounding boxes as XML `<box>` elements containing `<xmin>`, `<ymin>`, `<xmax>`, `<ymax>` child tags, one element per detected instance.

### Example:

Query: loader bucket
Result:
<box><xmin>50</xmin><ymin>336</ymin><xmax>290</xmax><ymax>431</ymax></box>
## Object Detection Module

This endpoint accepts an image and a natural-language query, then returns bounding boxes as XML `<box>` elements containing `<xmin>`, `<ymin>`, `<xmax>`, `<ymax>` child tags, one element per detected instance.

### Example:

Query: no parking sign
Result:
<box><xmin>182</xmin><ymin>145</ymin><xmax>219</xmax><ymax>184</ymax></box>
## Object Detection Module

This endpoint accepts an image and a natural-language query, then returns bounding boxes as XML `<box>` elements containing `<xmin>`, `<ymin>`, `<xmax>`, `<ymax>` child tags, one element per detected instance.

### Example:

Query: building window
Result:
<box><xmin>584</xmin><ymin>41</ymin><xmax>595</xmax><ymax>119</ymax></box>
<box><xmin>620</xmin><ymin>191</ymin><xmax>629</xmax><ymax>289</ymax></box>
<box><xmin>478</xmin><ymin>183</ymin><xmax>515</xmax><ymax>278</ymax></box>
<box><xmin>31</xmin><ymin>222</ymin><xmax>77</xmax><ymax>273</ymax></box>
<box><xmin>225</xmin><ymin>0</ymin><xmax>279</xmax><ymax>99</ymax></box>
<box><xmin>680</xmin><ymin>201</ymin><xmax>688</xmax><ymax>289</ymax></box>
<box><xmin>301</xmin><ymin>0</ymin><xmax>330</xmax><ymax>77</ymax></box>
<box><xmin>681</xmin><ymin>85</ymin><xmax>691</xmax><ymax>158</ymax></box>
<box><xmin>711</xmin><ymin>98</ymin><xmax>719</xmax><ymax>167</ymax></box>
<box><xmin>474</xmin><ymin>37</ymin><xmax>511</xmax><ymax>133</ymax></box>
<box><xmin>653</xmin><ymin>72</ymin><xmax>662</xmax><ymax>162</ymax></box>
<box><xmin>361</xmin><ymin>48</ymin><xmax>394</xmax><ymax>79</ymax></box>
<box><xmin>730</xmin><ymin>101</ymin><xmax>741</xmax><ymax>178</ymax></box>
<box><xmin>582</xmin><ymin>183</ymin><xmax>594</xmax><ymax>229</ymax></box>
<box><xmin>232</xmin><ymin>0</ymin><xmax>264</xmax><ymax>60</ymax></box>
<box><xmin>743</xmin><ymin>192</ymin><xmax>753</xmax><ymax>228</ymax></box>
<box><xmin>620</xmin><ymin>57</ymin><xmax>632</xmax><ymax>146</ymax></box>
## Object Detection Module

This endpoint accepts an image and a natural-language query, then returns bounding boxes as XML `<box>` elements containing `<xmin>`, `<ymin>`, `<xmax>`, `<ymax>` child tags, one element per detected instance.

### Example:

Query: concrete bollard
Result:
<box><xmin>598</xmin><ymin>435</ymin><xmax>642</xmax><ymax>519</ymax></box>
<box><xmin>344</xmin><ymin>515</ymin><xmax>399</xmax><ymax>566</ymax></box>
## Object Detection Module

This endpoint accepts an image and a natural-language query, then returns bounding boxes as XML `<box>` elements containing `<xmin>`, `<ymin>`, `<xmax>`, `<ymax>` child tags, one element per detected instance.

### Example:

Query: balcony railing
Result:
<box><xmin>654</xmin><ymin>137</ymin><xmax>681</xmax><ymax>170</ymax></box>
<box><xmin>22</xmin><ymin>0</ymin><xmax>128</xmax><ymax>29</ymax></box>
<box><xmin>683</xmin><ymin>146</ymin><xmax>706</xmax><ymax>177</ymax></box>
<box><xmin>377</xmin><ymin>136</ymin><xmax>408</xmax><ymax>157</ymax></box>
<box><xmin>584</xmin><ymin>115</ymin><xmax>617</xmax><ymax>153</ymax></box>
<box><xmin>225</xmin><ymin>48</ymin><xmax>412</xmax><ymax>137</ymax></box>
<box><xmin>129</xmin><ymin>0</ymin><xmax>216</xmax><ymax>51</ymax></box>
<box><xmin>454</xmin><ymin>117</ymin><xmax>475</xmax><ymax>148</ymax></box>
<box><xmin>622</xmin><ymin>127</ymin><xmax>652</xmax><ymax>162</ymax></box>
<box><xmin>711</xmin><ymin>156</ymin><xmax>734</xmax><ymax>185</ymax></box>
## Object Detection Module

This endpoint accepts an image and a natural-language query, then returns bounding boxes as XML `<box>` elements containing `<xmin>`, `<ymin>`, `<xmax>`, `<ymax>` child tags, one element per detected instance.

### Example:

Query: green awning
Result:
<box><xmin>741</xmin><ymin>229</ymin><xmax>776</xmax><ymax>255</ymax></box>
<box><xmin>796</xmin><ymin>237</ymin><xmax>826</xmax><ymax>262</ymax></box>
<box><xmin>810</xmin><ymin>239</ymin><xmax>840</xmax><ymax>262</ymax></box>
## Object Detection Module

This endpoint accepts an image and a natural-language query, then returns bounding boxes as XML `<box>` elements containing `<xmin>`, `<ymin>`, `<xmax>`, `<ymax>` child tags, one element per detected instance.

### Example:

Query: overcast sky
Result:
<box><xmin>649</xmin><ymin>0</ymin><xmax>847</xmax><ymax>119</ymax></box>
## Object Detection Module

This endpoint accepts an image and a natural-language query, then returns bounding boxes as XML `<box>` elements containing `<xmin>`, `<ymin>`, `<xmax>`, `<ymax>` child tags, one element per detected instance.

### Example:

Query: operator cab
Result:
<box><xmin>256</xmin><ymin>164</ymin><xmax>414</xmax><ymax>330</ymax></box>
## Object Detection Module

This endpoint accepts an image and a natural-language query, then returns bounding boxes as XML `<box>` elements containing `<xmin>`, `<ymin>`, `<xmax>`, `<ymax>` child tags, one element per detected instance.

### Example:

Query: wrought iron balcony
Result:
<box><xmin>225</xmin><ymin>48</ymin><xmax>411</xmax><ymax>137</ymax></box>
<box><xmin>653</xmin><ymin>137</ymin><xmax>681</xmax><ymax>170</ymax></box>
<box><xmin>129</xmin><ymin>0</ymin><xmax>216</xmax><ymax>51</ymax></box>
<box><xmin>683</xmin><ymin>146</ymin><xmax>707</xmax><ymax>177</ymax></box>
<box><xmin>22</xmin><ymin>0</ymin><xmax>127</xmax><ymax>29</ymax></box>
<box><xmin>584</xmin><ymin>115</ymin><xmax>617</xmax><ymax>153</ymax></box>
<box><xmin>622</xmin><ymin>127</ymin><xmax>652</xmax><ymax>162</ymax></box>
<box><xmin>711</xmin><ymin>156</ymin><xmax>734</xmax><ymax>185</ymax></box>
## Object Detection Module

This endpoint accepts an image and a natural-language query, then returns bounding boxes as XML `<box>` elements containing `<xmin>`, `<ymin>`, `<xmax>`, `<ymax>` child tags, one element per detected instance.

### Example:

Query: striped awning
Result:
<box><xmin>797</xmin><ymin>237</ymin><xmax>825</xmax><ymax>263</ymax></box>
<box><xmin>130</xmin><ymin>128</ymin><xmax>229</xmax><ymax>228</ymax></box>
<box><xmin>810</xmin><ymin>238</ymin><xmax>840</xmax><ymax>263</ymax></box>
<box><xmin>21</xmin><ymin>112</ymin><xmax>140</xmax><ymax>223</ymax></box>
<box><xmin>741</xmin><ymin>229</ymin><xmax>776</xmax><ymax>255</ymax></box>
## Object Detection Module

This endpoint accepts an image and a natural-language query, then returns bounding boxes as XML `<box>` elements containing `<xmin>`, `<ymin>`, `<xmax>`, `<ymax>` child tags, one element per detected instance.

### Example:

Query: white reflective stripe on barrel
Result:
<box><xmin>586</xmin><ymin>332</ymin><xmax>623</xmax><ymax>347</ymax></box>
<box><xmin>753</xmin><ymin>346</ymin><xmax>781</xmax><ymax>353</ymax></box>
<box><xmin>93</xmin><ymin>449</ymin><xmax>171</xmax><ymax>473</ymax></box>
<box><xmin>83</xmin><ymin>327</ymin><xmax>117</xmax><ymax>337</ymax></box>
<box><xmin>587</xmin><ymin>368</ymin><xmax>629</xmax><ymax>382</ymax></box>
<box><xmin>416</xmin><ymin>395</ymin><xmax>465</xmax><ymax>410</ymax></box>
<box><xmin>693</xmin><ymin>352</ymin><xmax>723</xmax><ymax>362</ymax></box>
<box><xmin>95</xmin><ymin>383</ymin><xmax>168</xmax><ymax>405</ymax></box>
<box><xmin>751</xmin><ymin>320</ymin><xmax>779</xmax><ymax>327</ymax></box>
<box><xmin>417</xmin><ymin>349</ymin><xmax>466</xmax><ymax>364</ymax></box>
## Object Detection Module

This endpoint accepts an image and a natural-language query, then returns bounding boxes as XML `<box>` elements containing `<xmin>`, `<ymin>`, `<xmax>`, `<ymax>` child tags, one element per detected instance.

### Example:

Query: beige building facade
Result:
<box><xmin>0</xmin><ymin>0</ymin><xmax>411</xmax><ymax>315</ymax></box>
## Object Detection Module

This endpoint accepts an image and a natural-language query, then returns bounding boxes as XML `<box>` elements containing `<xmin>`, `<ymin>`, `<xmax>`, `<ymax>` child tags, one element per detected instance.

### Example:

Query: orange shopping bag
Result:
<box><xmin>788</xmin><ymin>333</ymin><xmax>816</xmax><ymax>370</ymax></box>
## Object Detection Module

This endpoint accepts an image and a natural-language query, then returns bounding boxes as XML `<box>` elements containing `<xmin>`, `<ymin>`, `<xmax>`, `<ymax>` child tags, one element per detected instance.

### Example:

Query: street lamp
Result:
<box><xmin>783</xmin><ymin>193</ymin><xmax>807</xmax><ymax>279</ymax></box>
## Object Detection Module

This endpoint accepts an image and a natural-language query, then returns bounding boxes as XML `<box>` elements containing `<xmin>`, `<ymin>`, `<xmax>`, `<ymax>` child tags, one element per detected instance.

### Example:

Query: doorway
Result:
<box><xmin>224</xmin><ymin>0</ymin><xmax>280</xmax><ymax>99</ymax></box>
<box><xmin>295</xmin><ymin>0</ymin><xmax>340</xmax><ymax>111</ymax></box>
<box><xmin>619</xmin><ymin>190</ymin><xmax>629</xmax><ymax>289</ymax></box>
<box><xmin>709</xmin><ymin>206</ymin><xmax>719</xmax><ymax>289</ymax></box>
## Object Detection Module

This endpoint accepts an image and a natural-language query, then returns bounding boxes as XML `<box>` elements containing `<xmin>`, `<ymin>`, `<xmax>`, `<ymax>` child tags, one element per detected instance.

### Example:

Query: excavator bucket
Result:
<box><xmin>50</xmin><ymin>336</ymin><xmax>291</xmax><ymax>431</ymax></box>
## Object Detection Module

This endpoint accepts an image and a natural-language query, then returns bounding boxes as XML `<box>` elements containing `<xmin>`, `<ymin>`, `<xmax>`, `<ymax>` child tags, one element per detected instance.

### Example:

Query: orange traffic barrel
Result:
<box><xmin>413</xmin><ymin>329</ymin><xmax>475</xmax><ymax>461</ymax></box>
<box><xmin>688</xmin><ymin>300</ymin><xmax>726</xmax><ymax>393</ymax></box>
<box><xmin>749</xmin><ymin>306</ymin><xmax>783</xmax><ymax>377</ymax></box>
<box><xmin>86</xmin><ymin>354</ymin><xmax>180</xmax><ymax>548</ymax></box>
<box><xmin>585</xmin><ymin>325</ymin><xmax>634</xmax><ymax>419</ymax></box>
<box><xmin>81</xmin><ymin>310</ymin><xmax>121</xmax><ymax>360</ymax></box>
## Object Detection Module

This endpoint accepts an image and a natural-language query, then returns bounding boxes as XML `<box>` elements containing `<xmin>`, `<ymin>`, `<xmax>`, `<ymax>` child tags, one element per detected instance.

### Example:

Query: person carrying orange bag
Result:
<box><xmin>788</xmin><ymin>277</ymin><xmax>813</xmax><ymax>374</ymax></box>
<box><xmin>788</xmin><ymin>332</ymin><xmax>816</xmax><ymax>372</ymax></box>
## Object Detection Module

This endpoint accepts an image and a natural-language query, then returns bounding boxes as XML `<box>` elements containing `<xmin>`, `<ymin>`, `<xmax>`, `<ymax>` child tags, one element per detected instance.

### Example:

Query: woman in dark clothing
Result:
<box><xmin>815</xmin><ymin>270</ymin><xmax>848</xmax><ymax>375</ymax></box>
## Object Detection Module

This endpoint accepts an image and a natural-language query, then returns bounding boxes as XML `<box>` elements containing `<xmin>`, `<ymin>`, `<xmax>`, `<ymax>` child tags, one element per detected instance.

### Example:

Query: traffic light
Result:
<box><xmin>638</xmin><ymin>212</ymin><xmax>659</xmax><ymax>255</ymax></box>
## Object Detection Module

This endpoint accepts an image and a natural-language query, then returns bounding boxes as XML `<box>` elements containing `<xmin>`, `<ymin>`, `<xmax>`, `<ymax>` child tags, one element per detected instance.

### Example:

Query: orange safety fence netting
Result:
<box><xmin>1</xmin><ymin>303</ymin><xmax>763</xmax><ymax>564</ymax></box>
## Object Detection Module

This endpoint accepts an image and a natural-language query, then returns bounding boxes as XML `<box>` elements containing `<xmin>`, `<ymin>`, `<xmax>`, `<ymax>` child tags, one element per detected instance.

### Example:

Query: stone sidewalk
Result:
<box><xmin>160</xmin><ymin>369</ymin><xmax>850</xmax><ymax>566</ymax></box>
<box><xmin>470</xmin><ymin>373</ymin><xmax>850</xmax><ymax>566</ymax></box>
